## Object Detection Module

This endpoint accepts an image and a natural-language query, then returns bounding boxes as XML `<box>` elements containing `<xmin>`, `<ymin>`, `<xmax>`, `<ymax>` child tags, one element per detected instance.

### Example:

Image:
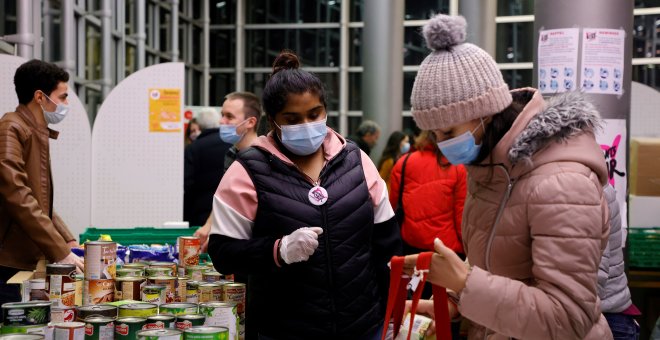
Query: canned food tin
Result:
<box><xmin>158</xmin><ymin>303</ymin><xmax>197</xmax><ymax>317</ymax></box>
<box><xmin>175</xmin><ymin>278</ymin><xmax>188</xmax><ymax>303</ymax></box>
<box><xmin>0</xmin><ymin>325</ymin><xmax>46</xmax><ymax>335</ymax></box>
<box><xmin>0</xmin><ymin>334</ymin><xmax>45</xmax><ymax>339</ymax></box>
<box><xmin>74</xmin><ymin>275</ymin><xmax>83</xmax><ymax>307</ymax></box>
<box><xmin>28</xmin><ymin>279</ymin><xmax>48</xmax><ymax>302</ymax></box>
<box><xmin>183</xmin><ymin>326</ymin><xmax>228</xmax><ymax>340</ymax></box>
<box><xmin>149</xmin><ymin>263</ymin><xmax>177</xmax><ymax>277</ymax></box>
<box><xmin>52</xmin><ymin>321</ymin><xmax>85</xmax><ymax>340</ymax></box>
<box><xmin>122</xmin><ymin>263</ymin><xmax>148</xmax><ymax>271</ymax></box>
<box><xmin>184</xmin><ymin>266</ymin><xmax>206</xmax><ymax>282</ymax></box>
<box><xmin>114</xmin><ymin>276</ymin><xmax>146</xmax><ymax>301</ymax></box>
<box><xmin>145</xmin><ymin>268</ymin><xmax>172</xmax><ymax>278</ymax></box>
<box><xmin>46</xmin><ymin>264</ymin><xmax>76</xmax><ymax>307</ymax></box>
<box><xmin>178</xmin><ymin>237</ymin><xmax>200</xmax><ymax>269</ymax></box>
<box><xmin>174</xmin><ymin>315</ymin><xmax>205</xmax><ymax>331</ymax></box>
<box><xmin>76</xmin><ymin>305</ymin><xmax>117</xmax><ymax>321</ymax></box>
<box><xmin>84</xmin><ymin>241</ymin><xmax>117</xmax><ymax>280</ymax></box>
<box><xmin>83</xmin><ymin>316</ymin><xmax>114</xmax><ymax>340</ymax></box>
<box><xmin>117</xmin><ymin>303</ymin><xmax>158</xmax><ymax>318</ymax></box>
<box><xmin>222</xmin><ymin>283</ymin><xmax>245</xmax><ymax>318</ymax></box>
<box><xmin>2</xmin><ymin>302</ymin><xmax>51</xmax><ymax>326</ymax></box>
<box><xmin>116</xmin><ymin>268</ymin><xmax>144</xmax><ymax>278</ymax></box>
<box><xmin>143</xmin><ymin>315</ymin><xmax>176</xmax><ymax>330</ymax></box>
<box><xmin>83</xmin><ymin>280</ymin><xmax>114</xmax><ymax>305</ymax></box>
<box><xmin>51</xmin><ymin>306</ymin><xmax>76</xmax><ymax>323</ymax></box>
<box><xmin>136</xmin><ymin>329</ymin><xmax>182</xmax><ymax>340</ymax></box>
<box><xmin>147</xmin><ymin>277</ymin><xmax>176</xmax><ymax>303</ymax></box>
<box><xmin>197</xmin><ymin>283</ymin><xmax>223</xmax><ymax>303</ymax></box>
<box><xmin>199</xmin><ymin>302</ymin><xmax>238</xmax><ymax>340</ymax></box>
<box><xmin>223</xmin><ymin>274</ymin><xmax>234</xmax><ymax>282</ymax></box>
<box><xmin>202</xmin><ymin>272</ymin><xmax>222</xmax><ymax>283</ymax></box>
<box><xmin>184</xmin><ymin>282</ymin><xmax>200</xmax><ymax>304</ymax></box>
<box><xmin>141</xmin><ymin>285</ymin><xmax>167</xmax><ymax>305</ymax></box>
<box><xmin>114</xmin><ymin>317</ymin><xmax>147</xmax><ymax>339</ymax></box>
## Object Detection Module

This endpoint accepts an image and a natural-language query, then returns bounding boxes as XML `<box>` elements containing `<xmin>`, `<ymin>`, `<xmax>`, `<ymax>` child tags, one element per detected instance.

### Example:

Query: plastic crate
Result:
<box><xmin>80</xmin><ymin>227</ymin><xmax>200</xmax><ymax>246</ymax></box>
<box><xmin>628</xmin><ymin>227</ymin><xmax>660</xmax><ymax>269</ymax></box>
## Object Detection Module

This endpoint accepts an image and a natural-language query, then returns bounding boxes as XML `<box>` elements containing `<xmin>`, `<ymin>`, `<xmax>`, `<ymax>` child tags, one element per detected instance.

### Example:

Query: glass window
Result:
<box><xmin>349</xmin><ymin>28</ymin><xmax>362</xmax><ymax>66</ymax></box>
<box><xmin>126</xmin><ymin>45</ymin><xmax>137</xmax><ymax>77</ymax></box>
<box><xmin>501</xmin><ymin>69</ymin><xmax>533</xmax><ymax>89</ymax></box>
<box><xmin>191</xmin><ymin>70</ymin><xmax>201</xmax><ymax>105</ymax></box>
<box><xmin>211</xmin><ymin>0</ymin><xmax>236</xmax><ymax>25</ymax></box>
<box><xmin>633</xmin><ymin>14</ymin><xmax>660</xmax><ymax>58</ymax></box>
<box><xmin>497</xmin><ymin>0</ymin><xmax>534</xmax><ymax>16</ymax></box>
<box><xmin>210</xmin><ymin>29</ymin><xmax>236</xmax><ymax>68</ymax></box>
<box><xmin>403</xmin><ymin>72</ymin><xmax>416</xmax><ymax>110</ymax></box>
<box><xmin>402</xmin><ymin>117</ymin><xmax>421</xmax><ymax>137</ymax></box>
<box><xmin>0</xmin><ymin>0</ymin><xmax>16</xmax><ymax>36</ymax></box>
<box><xmin>209</xmin><ymin>73</ymin><xmax>236</xmax><ymax>106</ymax></box>
<box><xmin>350</xmin><ymin>0</ymin><xmax>363</xmax><ymax>22</ymax></box>
<box><xmin>86</xmin><ymin>25</ymin><xmax>101</xmax><ymax>80</ymax></box>
<box><xmin>126</xmin><ymin>0</ymin><xmax>136</xmax><ymax>36</ymax></box>
<box><xmin>405</xmin><ymin>0</ymin><xmax>449</xmax><ymax>20</ymax></box>
<box><xmin>193</xmin><ymin>26</ymin><xmax>202</xmax><ymax>65</ymax></box>
<box><xmin>85</xmin><ymin>87</ymin><xmax>102</xmax><ymax>124</ymax></box>
<box><xmin>635</xmin><ymin>0</ymin><xmax>660</xmax><ymax>8</ymax></box>
<box><xmin>633</xmin><ymin>64</ymin><xmax>660</xmax><ymax>90</ymax></box>
<box><xmin>348</xmin><ymin>116</ymin><xmax>363</xmax><ymax>136</ymax></box>
<box><xmin>245</xmin><ymin>72</ymin><xmax>339</xmax><ymax>111</ymax></box>
<box><xmin>160</xmin><ymin>11</ymin><xmax>171</xmax><ymax>52</ymax></box>
<box><xmin>404</xmin><ymin>26</ymin><xmax>430</xmax><ymax>66</ymax></box>
<box><xmin>246</xmin><ymin>29</ymin><xmax>340</xmax><ymax>67</ymax></box>
<box><xmin>349</xmin><ymin>72</ymin><xmax>362</xmax><ymax>111</ymax></box>
<box><xmin>496</xmin><ymin>22</ymin><xmax>534</xmax><ymax>63</ymax></box>
<box><xmin>247</xmin><ymin>0</ymin><xmax>340</xmax><ymax>24</ymax></box>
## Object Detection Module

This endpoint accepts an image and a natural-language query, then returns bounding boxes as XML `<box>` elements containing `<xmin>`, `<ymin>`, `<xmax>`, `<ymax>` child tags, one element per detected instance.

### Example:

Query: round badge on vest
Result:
<box><xmin>308</xmin><ymin>185</ymin><xmax>329</xmax><ymax>206</ymax></box>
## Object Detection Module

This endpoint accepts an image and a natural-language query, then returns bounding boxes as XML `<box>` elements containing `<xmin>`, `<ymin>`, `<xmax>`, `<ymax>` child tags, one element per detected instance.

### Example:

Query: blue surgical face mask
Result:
<box><xmin>219</xmin><ymin>119</ymin><xmax>249</xmax><ymax>144</ymax></box>
<box><xmin>400</xmin><ymin>142</ymin><xmax>410</xmax><ymax>154</ymax></box>
<box><xmin>275</xmin><ymin>118</ymin><xmax>328</xmax><ymax>156</ymax></box>
<box><xmin>436</xmin><ymin>120</ymin><xmax>484</xmax><ymax>165</ymax></box>
<box><xmin>40</xmin><ymin>91</ymin><xmax>69</xmax><ymax>125</ymax></box>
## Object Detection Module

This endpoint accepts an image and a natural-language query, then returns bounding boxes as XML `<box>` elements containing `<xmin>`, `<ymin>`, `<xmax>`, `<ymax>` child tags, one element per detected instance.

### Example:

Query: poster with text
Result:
<box><xmin>537</xmin><ymin>28</ymin><xmax>580</xmax><ymax>94</ymax></box>
<box><xmin>149</xmin><ymin>88</ymin><xmax>182</xmax><ymax>132</ymax></box>
<box><xmin>596</xmin><ymin>119</ymin><xmax>628</xmax><ymax>237</ymax></box>
<box><xmin>580</xmin><ymin>28</ymin><xmax>625</xmax><ymax>95</ymax></box>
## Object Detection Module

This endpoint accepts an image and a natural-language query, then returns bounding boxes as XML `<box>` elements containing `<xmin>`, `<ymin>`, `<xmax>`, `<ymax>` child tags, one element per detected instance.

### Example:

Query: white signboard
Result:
<box><xmin>595</xmin><ymin>119</ymin><xmax>628</xmax><ymax>234</ymax></box>
<box><xmin>580</xmin><ymin>28</ymin><xmax>626</xmax><ymax>95</ymax></box>
<box><xmin>537</xmin><ymin>28</ymin><xmax>580</xmax><ymax>93</ymax></box>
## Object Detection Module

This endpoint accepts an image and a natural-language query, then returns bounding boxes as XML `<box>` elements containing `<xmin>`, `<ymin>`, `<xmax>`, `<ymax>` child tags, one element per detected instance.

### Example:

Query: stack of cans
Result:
<box><xmin>83</xmin><ymin>241</ymin><xmax>117</xmax><ymax>305</ymax></box>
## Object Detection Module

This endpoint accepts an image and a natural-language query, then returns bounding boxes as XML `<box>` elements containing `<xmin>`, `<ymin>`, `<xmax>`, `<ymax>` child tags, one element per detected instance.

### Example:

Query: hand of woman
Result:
<box><xmin>404</xmin><ymin>238</ymin><xmax>469</xmax><ymax>294</ymax></box>
<box><xmin>403</xmin><ymin>299</ymin><xmax>436</xmax><ymax>336</ymax></box>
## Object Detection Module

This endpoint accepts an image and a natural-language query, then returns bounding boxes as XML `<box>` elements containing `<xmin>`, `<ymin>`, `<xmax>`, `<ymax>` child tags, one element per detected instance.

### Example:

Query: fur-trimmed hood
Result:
<box><xmin>484</xmin><ymin>89</ymin><xmax>608</xmax><ymax>184</ymax></box>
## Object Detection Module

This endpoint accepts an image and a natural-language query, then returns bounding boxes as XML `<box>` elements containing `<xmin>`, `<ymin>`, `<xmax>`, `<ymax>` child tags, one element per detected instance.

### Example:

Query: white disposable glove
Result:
<box><xmin>57</xmin><ymin>252</ymin><xmax>85</xmax><ymax>274</ymax></box>
<box><xmin>280</xmin><ymin>227</ymin><xmax>324</xmax><ymax>264</ymax></box>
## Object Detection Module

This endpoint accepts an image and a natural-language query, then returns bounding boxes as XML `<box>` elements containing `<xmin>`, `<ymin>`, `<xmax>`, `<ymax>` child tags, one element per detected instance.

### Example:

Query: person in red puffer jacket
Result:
<box><xmin>389</xmin><ymin>130</ymin><xmax>467</xmax><ymax>257</ymax></box>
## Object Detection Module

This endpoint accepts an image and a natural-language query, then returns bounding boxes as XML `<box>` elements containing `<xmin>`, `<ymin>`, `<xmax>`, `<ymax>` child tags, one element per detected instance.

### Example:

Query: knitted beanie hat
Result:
<box><xmin>411</xmin><ymin>14</ymin><xmax>512</xmax><ymax>131</ymax></box>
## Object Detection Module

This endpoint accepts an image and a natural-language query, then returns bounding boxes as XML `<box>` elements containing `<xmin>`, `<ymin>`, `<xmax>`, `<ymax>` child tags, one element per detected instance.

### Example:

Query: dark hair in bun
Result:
<box><xmin>263</xmin><ymin>50</ymin><xmax>326</xmax><ymax>118</ymax></box>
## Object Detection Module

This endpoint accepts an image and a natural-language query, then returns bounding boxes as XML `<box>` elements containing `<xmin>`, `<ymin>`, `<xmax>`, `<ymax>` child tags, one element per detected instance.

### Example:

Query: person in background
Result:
<box><xmin>401</xmin><ymin>14</ymin><xmax>612</xmax><ymax>339</ymax></box>
<box><xmin>0</xmin><ymin>60</ymin><xmax>83</xmax><ymax>305</ymax></box>
<box><xmin>183</xmin><ymin>108</ymin><xmax>231</xmax><ymax>227</ymax></box>
<box><xmin>194</xmin><ymin>91</ymin><xmax>262</xmax><ymax>252</ymax></box>
<box><xmin>349</xmin><ymin>120</ymin><xmax>381</xmax><ymax>155</ymax></box>
<box><xmin>208</xmin><ymin>50</ymin><xmax>401</xmax><ymax>339</ymax></box>
<box><xmin>185</xmin><ymin>118</ymin><xmax>201</xmax><ymax>145</ymax></box>
<box><xmin>377</xmin><ymin>131</ymin><xmax>409</xmax><ymax>190</ymax></box>
<box><xmin>599</xmin><ymin>184</ymin><xmax>641</xmax><ymax>339</ymax></box>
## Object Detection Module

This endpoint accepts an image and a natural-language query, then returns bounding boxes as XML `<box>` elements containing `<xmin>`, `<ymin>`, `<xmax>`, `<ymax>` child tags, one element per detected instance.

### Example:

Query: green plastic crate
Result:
<box><xmin>80</xmin><ymin>227</ymin><xmax>200</xmax><ymax>246</ymax></box>
<box><xmin>628</xmin><ymin>227</ymin><xmax>660</xmax><ymax>269</ymax></box>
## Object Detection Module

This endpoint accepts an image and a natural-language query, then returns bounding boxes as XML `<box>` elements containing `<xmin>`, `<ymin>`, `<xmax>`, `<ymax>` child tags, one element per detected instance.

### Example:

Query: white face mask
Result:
<box><xmin>39</xmin><ymin>91</ymin><xmax>69</xmax><ymax>124</ymax></box>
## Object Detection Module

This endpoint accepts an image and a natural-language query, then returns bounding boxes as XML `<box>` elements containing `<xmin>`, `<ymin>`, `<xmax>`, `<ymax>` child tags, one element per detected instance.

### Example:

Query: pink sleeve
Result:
<box><xmin>215</xmin><ymin>162</ymin><xmax>258</xmax><ymax>221</ymax></box>
<box><xmin>360</xmin><ymin>151</ymin><xmax>395</xmax><ymax>224</ymax></box>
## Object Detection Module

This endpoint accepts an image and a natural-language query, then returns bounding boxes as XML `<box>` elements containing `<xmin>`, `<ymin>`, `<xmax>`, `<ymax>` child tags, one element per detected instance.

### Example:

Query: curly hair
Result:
<box><xmin>14</xmin><ymin>59</ymin><xmax>69</xmax><ymax>105</ymax></box>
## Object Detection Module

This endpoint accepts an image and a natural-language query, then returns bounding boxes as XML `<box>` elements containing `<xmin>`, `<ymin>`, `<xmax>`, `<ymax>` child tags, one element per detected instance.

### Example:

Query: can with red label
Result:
<box><xmin>46</xmin><ymin>264</ymin><xmax>77</xmax><ymax>307</ymax></box>
<box><xmin>178</xmin><ymin>236</ymin><xmax>201</xmax><ymax>269</ymax></box>
<box><xmin>84</xmin><ymin>279</ymin><xmax>115</xmax><ymax>305</ymax></box>
<box><xmin>222</xmin><ymin>283</ymin><xmax>246</xmax><ymax>318</ymax></box>
<box><xmin>202</xmin><ymin>271</ymin><xmax>222</xmax><ymax>283</ymax></box>
<box><xmin>84</xmin><ymin>241</ymin><xmax>117</xmax><ymax>280</ymax></box>
<box><xmin>84</xmin><ymin>316</ymin><xmax>115</xmax><ymax>340</ymax></box>
<box><xmin>53</xmin><ymin>321</ymin><xmax>85</xmax><ymax>340</ymax></box>
<box><xmin>114</xmin><ymin>317</ymin><xmax>146</xmax><ymax>339</ymax></box>
<box><xmin>198</xmin><ymin>283</ymin><xmax>223</xmax><ymax>303</ymax></box>
<box><xmin>51</xmin><ymin>306</ymin><xmax>77</xmax><ymax>323</ymax></box>
<box><xmin>143</xmin><ymin>314</ymin><xmax>176</xmax><ymax>330</ymax></box>
<box><xmin>174</xmin><ymin>314</ymin><xmax>205</xmax><ymax>331</ymax></box>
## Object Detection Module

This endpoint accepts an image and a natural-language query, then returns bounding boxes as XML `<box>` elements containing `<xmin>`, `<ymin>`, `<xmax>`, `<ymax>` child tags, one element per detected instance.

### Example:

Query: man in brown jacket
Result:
<box><xmin>0</xmin><ymin>60</ymin><xmax>83</xmax><ymax>304</ymax></box>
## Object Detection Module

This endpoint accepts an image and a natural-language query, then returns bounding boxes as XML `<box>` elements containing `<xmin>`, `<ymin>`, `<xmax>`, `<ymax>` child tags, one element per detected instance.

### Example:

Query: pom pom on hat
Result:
<box><xmin>423</xmin><ymin>14</ymin><xmax>467</xmax><ymax>50</ymax></box>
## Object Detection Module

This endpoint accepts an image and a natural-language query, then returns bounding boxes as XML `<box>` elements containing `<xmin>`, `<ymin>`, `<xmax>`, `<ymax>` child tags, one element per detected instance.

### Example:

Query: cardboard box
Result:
<box><xmin>630</xmin><ymin>137</ymin><xmax>660</xmax><ymax>196</ymax></box>
<box><xmin>629</xmin><ymin>195</ymin><xmax>660</xmax><ymax>228</ymax></box>
<box><xmin>7</xmin><ymin>260</ymin><xmax>48</xmax><ymax>302</ymax></box>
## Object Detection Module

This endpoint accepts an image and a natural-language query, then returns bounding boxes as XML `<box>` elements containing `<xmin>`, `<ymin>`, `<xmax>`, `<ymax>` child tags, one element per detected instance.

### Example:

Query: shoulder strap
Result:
<box><xmin>396</xmin><ymin>152</ymin><xmax>413</xmax><ymax>210</ymax></box>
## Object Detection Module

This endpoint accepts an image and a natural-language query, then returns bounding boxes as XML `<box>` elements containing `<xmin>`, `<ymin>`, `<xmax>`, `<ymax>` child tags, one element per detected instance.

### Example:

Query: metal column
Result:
<box><xmin>171</xmin><ymin>0</ymin><xmax>179</xmax><ymax>61</ymax></box>
<box><xmin>16</xmin><ymin>0</ymin><xmax>34</xmax><ymax>58</ymax></box>
<box><xmin>362</xmin><ymin>0</ymin><xmax>404</xmax><ymax>159</ymax></box>
<box><xmin>101</xmin><ymin>0</ymin><xmax>112</xmax><ymax>98</ymax></box>
<box><xmin>136</xmin><ymin>0</ymin><xmax>146</xmax><ymax>69</ymax></box>
<box><xmin>235</xmin><ymin>0</ymin><xmax>245</xmax><ymax>91</ymax></box>
<box><xmin>61</xmin><ymin>0</ymin><xmax>76</xmax><ymax>77</ymax></box>
<box><xmin>460</xmin><ymin>0</ymin><xmax>496</xmax><ymax>56</ymax></box>
<box><xmin>338</xmin><ymin>0</ymin><xmax>349</xmax><ymax>136</ymax></box>
<box><xmin>201</xmin><ymin>0</ymin><xmax>210</xmax><ymax>105</ymax></box>
<box><xmin>32</xmin><ymin>0</ymin><xmax>42</xmax><ymax>59</ymax></box>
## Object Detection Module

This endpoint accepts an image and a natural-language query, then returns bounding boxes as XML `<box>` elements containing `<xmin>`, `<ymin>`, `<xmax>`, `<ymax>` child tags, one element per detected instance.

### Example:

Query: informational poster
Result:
<box><xmin>580</xmin><ymin>28</ymin><xmax>625</xmax><ymax>95</ymax></box>
<box><xmin>537</xmin><ymin>28</ymin><xmax>580</xmax><ymax>94</ymax></box>
<box><xmin>149</xmin><ymin>88</ymin><xmax>182</xmax><ymax>132</ymax></box>
<box><xmin>595</xmin><ymin>119</ymin><xmax>628</xmax><ymax>234</ymax></box>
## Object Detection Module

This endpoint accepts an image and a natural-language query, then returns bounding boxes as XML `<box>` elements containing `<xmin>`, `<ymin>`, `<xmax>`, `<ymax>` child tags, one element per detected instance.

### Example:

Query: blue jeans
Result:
<box><xmin>604</xmin><ymin>312</ymin><xmax>640</xmax><ymax>340</ymax></box>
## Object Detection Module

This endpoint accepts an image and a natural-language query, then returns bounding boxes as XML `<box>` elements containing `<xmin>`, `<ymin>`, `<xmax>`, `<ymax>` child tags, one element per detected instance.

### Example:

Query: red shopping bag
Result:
<box><xmin>381</xmin><ymin>252</ymin><xmax>452</xmax><ymax>340</ymax></box>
